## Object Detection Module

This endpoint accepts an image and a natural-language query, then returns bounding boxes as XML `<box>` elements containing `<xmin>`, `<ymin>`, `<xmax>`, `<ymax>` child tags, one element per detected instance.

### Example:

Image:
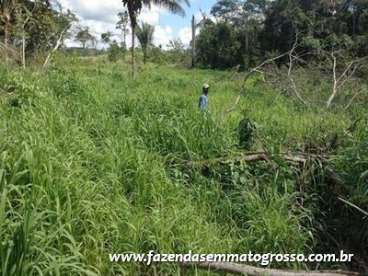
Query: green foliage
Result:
<box><xmin>108</xmin><ymin>41</ymin><xmax>123</xmax><ymax>62</ymax></box>
<box><xmin>197</xmin><ymin>0</ymin><xmax>368</xmax><ymax>69</ymax></box>
<box><xmin>75</xmin><ymin>27</ymin><xmax>96</xmax><ymax>49</ymax></box>
<box><xmin>136</xmin><ymin>22</ymin><xmax>155</xmax><ymax>63</ymax></box>
<box><xmin>196</xmin><ymin>22</ymin><xmax>242</xmax><ymax>69</ymax></box>
<box><xmin>238</xmin><ymin>118</ymin><xmax>256</xmax><ymax>150</ymax></box>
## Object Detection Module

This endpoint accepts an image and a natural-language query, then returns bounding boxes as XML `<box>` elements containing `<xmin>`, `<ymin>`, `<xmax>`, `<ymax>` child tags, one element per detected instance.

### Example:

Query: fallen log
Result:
<box><xmin>185</xmin><ymin>152</ymin><xmax>327</xmax><ymax>168</ymax></box>
<box><xmin>182</xmin><ymin>151</ymin><xmax>342</xmax><ymax>189</ymax></box>
<box><xmin>180</xmin><ymin>262</ymin><xmax>359</xmax><ymax>276</ymax></box>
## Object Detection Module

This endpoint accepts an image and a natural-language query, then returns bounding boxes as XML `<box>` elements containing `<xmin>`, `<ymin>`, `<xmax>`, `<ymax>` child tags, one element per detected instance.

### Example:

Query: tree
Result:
<box><xmin>136</xmin><ymin>22</ymin><xmax>154</xmax><ymax>63</ymax></box>
<box><xmin>0</xmin><ymin>0</ymin><xmax>76</xmax><ymax>67</ymax></box>
<box><xmin>101</xmin><ymin>31</ymin><xmax>112</xmax><ymax>49</ymax></box>
<box><xmin>13</xmin><ymin>1</ymin><xmax>36</xmax><ymax>68</ymax></box>
<box><xmin>108</xmin><ymin>40</ymin><xmax>122</xmax><ymax>62</ymax></box>
<box><xmin>121</xmin><ymin>0</ymin><xmax>190</xmax><ymax>78</ymax></box>
<box><xmin>168</xmin><ymin>38</ymin><xmax>185</xmax><ymax>52</ymax></box>
<box><xmin>116</xmin><ymin>11</ymin><xmax>129</xmax><ymax>49</ymax></box>
<box><xmin>196</xmin><ymin>21</ymin><xmax>241</xmax><ymax>68</ymax></box>
<box><xmin>191</xmin><ymin>15</ymin><xmax>196</xmax><ymax>67</ymax></box>
<box><xmin>210</xmin><ymin>0</ymin><xmax>242</xmax><ymax>24</ymax></box>
<box><xmin>42</xmin><ymin>7</ymin><xmax>77</xmax><ymax>68</ymax></box>
<box><xmin>75</xmin><ymin>26</ymin><xmax>94</xmax><ymax>49</ymax></box>
<box><xmin>167</xmin><ymin>38</ymin><xmax>187</xmax><ymax>64</ymax></box>
<box><xmin>0</xmin><ymin>0</ymin><xmax>17</xmax><ymax>63</ymax></box>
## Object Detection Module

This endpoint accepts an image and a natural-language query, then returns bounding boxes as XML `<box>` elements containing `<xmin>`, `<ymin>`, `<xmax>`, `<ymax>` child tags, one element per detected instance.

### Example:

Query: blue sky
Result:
<box><xmin>160</xmin><ymin>0</ymin><xmax>216</xmax><ymax>31</ymax></box>
<box><xmin>58</xmin><ymin>0</ymin><xmax>218</xmax><ymax>48</ymax></box>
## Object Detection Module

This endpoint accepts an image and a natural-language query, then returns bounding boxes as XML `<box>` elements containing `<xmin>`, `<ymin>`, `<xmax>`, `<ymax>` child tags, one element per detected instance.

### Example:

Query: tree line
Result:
<box><xmin>195</xmin><ymin>0</ymin><xmax>368</xmax><ymax>69</ymax></box>
<box><xmin>0</xmin><ymin>0</ymin><xmax>77</xmax><ymax>67</ymax></box>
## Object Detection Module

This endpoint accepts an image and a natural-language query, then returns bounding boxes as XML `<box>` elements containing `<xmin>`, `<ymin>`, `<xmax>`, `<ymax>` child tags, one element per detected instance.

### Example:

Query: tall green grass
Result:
<box><xmin>0</xmin><ymin>57</ymin><xmax>365</xmax><ymax>275</ymax></box>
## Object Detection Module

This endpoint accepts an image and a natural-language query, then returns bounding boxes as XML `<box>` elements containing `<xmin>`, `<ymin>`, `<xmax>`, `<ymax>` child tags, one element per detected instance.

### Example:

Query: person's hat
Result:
<box><xmin>203</xmin><ymin>83</ymin><xmax>210</xmax><ymax>89</ymax></box>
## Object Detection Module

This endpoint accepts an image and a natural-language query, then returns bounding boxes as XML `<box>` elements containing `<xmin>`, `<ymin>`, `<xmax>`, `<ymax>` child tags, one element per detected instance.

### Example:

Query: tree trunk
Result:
<box><xmin>143</xmin><ymin>48</ymin><xmax>147</xmax><ymax>64</ymax></box>
<box><xmin>191</xmin><ymin>15</ymin><xmax>196</xmax><ymax>68</ymax></box>
<box><xmin>123</xmin><ymin>28</ymin><xmax>127</xmax><ymax>50</ymax></box>
<box><xmin>327</xmin><ymin>50</ymin><xmax>337</xmax><ymax>108</ymax></box>
<box><xmin>43</xmin><ymin>28</ymin><xmax>68</xmax><ymax>68</ymax></box>
<box><xmin>245</xmin><ymin>28</ymin><xmax>249</xmax><ymax>68</ymax></box>
<box><xmin>131</xmin><ymin>24</ymin><xmax>136</xmax><ymax>79</ymax></box>
<box><xmin>22</xmin><ymin>29</ymin><xmax>26</xmax><ymax>69</ymax></box>
<box><xmin>4</xmin><ymin>21</ymin><xmax>9</xmax><ymax>63</ymax></box>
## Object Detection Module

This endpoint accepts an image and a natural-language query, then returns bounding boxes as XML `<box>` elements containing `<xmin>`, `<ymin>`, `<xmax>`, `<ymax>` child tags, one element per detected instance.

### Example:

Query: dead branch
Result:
<box><xmin>43</xmin><ymin>27</ymin><xmax>68</xmax><ymax>68</ymax></box>
<box><xmin>338</xmin><ymin>197</ymin><xmax>368</xmax><ymax>217</ymax></box>
<box><xmin>185</xmin><ymin>151</ymin><xmax>323</xmax><ymax>168</ymax></box>
<box><xmin>287</xmin><ymin>34</ymin><xmax>308</xmax><ymax>106</ymax></box>
<box><xmin>326</xmin><ymin>52</ymin><xmax>367</xmax><ymax>108</ymax></box>
<box><xmin>327</xmin><ymin>50</ymin><xmax>339</xmax><ymax>108</ymax></box>
<box><xmin>225</xmin><ymin>52</ymin><xmax>289</xmax><ymax>114</ymax></box>
<box><xmin>180</xmin><ymin>262</ymin><xmax>359</xmax><ymax>276</ymax></box>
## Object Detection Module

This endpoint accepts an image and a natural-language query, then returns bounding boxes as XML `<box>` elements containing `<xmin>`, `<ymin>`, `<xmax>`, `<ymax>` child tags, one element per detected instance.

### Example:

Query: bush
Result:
<box><xmin>108</xmin><ymin>42</ymin><xmax>124</xmax><ymax>62</ymax></box>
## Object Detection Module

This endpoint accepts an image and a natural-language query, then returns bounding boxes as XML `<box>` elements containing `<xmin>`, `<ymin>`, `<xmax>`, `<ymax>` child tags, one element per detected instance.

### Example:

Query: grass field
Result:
<box><xmin>0</xmin><ymin>56</ymin><xmax>367</xmax><ymax>275</ymax></box>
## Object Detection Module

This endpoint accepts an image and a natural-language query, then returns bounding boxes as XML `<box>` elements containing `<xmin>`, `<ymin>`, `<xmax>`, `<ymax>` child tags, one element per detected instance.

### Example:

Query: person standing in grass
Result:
<box><xmin>199</xmin><ymin>83</ymin><xmax>210</xmax><ymax>111</ymax></box>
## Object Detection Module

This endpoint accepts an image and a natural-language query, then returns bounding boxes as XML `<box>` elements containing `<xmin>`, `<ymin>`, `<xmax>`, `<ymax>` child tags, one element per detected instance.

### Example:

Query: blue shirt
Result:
<box><xmin>199</xmin><ymin>94</ymin><xmax>208</xmax><ymax>111</ymax></box>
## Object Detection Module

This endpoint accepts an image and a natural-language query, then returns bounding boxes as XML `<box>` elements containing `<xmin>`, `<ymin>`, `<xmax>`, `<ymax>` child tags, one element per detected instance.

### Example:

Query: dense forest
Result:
<box><xmin>0</xmin><ymin>0</ymin><xmax>368</xmax><ymax>275</ymax></box>
<box><xmin>196</xmin><ymin>0</ymin><xmax>368</xmax><ymax>69</ymax></box>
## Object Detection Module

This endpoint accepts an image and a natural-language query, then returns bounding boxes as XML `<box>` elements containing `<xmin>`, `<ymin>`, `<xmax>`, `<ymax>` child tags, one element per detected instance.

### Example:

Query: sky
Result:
<box><xmin>58</xmin><ymin>0</ymin><xmax>217</xmax><ymax>49</ymax></box>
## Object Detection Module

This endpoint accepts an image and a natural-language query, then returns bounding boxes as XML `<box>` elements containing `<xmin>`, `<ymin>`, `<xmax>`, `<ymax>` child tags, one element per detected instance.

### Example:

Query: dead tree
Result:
<box><xmin>191</xmin><ymin>15</ymin><xmax>196</xmax><ymax>68</ymax></box>
<box><xmin>287</xmin><ymin>34</ymin><xmax>308</xmax><ymax>106</ymax></box>
<box><xmin>225</xmin><ymin>51</ymin><xmax>290</xmax><ymax>113</ymax></box>
<box><xmin>43</xmin><ymin>28</ymin><xmax>68</xmax><ymax>68</ymax></box>
<box><xmin>326</xmin><ymin>50</ymin><xmax>367</xmax><ymax>108</ymax></box>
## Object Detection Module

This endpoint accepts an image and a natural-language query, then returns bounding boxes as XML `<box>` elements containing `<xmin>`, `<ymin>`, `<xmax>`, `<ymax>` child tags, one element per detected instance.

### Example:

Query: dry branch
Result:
<box><xmin>225</xmin><ymin>52</ymin><xmax>289</xmax><ymax>114</ymax></box>
<box><xmin>186</xmin><ymin>152</ymin><xmax>323</xmax><ymax>168</ymax></box>
<box><xmin>287</xmin><ymin>34</ymin><xmax>308</xmax><ymax>106</ymax></box>
<box><xmin>326</xmin><ymin>51</ymin><xmax>368</xmax><ymax>108</ymax></box>
<box><xmin>180</xmin><ymin>262</ymin><xmax>359</xmax><ymax>276</ymax></box>
<box><xmin>338</xmin><ymin>197</ymin><xmax>368</xmax><ymax>217</ymax></box>
<box><xmin>43</xmin><ymin>27</ymin><xmax>68</xmax><ymax>68</ymax></box>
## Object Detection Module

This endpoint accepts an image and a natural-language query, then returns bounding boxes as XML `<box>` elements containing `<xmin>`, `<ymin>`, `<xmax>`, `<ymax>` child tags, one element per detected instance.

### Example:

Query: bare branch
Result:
<box><xmin>225</xmin><ymin>52</ymin><xmax>289</xmax><ymax>114</ymax></box>
<box><xmin>338</xmin><ymin>197</ymin><xmax>368</xmax><ymax>217</ymax></box>
<box><xmin>344</xmin><ymin>89</ymin><xmax>362</xmax><ymax>110</ymax></box>
<box><xmin>326</xmin><ymin>52</ymin><xmax>367</xmax><ymax>108</ymax></box>
<box><xmin>287</xmin><ymin>34</ymin><xmax>308</xmax><ymax>106</ymax></box>
<box><xmin>326</xmin><ymin>50</ymin><xmax>338</xmax><ymax>108</ymax></box>
<box><xmin>43</xmin><ymin>27</ymin><xmax>68</xmax><ymax>68</ymax></box>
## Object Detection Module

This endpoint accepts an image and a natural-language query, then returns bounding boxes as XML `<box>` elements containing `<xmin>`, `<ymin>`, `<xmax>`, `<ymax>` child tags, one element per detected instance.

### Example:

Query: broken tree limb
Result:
<box><xmin>43</xmin><ymin>27</ymin><xmax>68</xmax><ymax>68</ymax></box>
<box><xmin>183</xmin><ymin>152</ymin><xmax>343</xmax><ymax>187</ymax></box>
<box><xmin>185</xmin><ymin>152</ymin><xmax>326</xmax><ymax>168</ymax></box>
<box><xmin>225</xmin><ymin>52</ymin><xmax>290</xmax><ymax>114</ymax></box>
<box><xmin>338</xmin><ymin>197</ymin><xmax>368</xmax><ymax>217</ymax></box>
<box><xmin>287</xmin><ymin>34</ymin><xmax>308</xmax><ymax>106</ymax></box>
<box><xmin>180</xmin><ymin>262</ymin><xmax>359</xmax><ymax>276</ymax></box>
<box><xmin>326</xmin><ymin>51</ymin><xmax>368</xmax><ymax>108</ymax></box>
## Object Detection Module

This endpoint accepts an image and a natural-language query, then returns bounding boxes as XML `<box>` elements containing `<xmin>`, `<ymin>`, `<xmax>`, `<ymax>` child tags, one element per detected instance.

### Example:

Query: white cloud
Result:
<box><xmin>154</xmin><ymin>26</ymin><xmax>173</xmax><ymax>48</ymax></box>
<box><xmin>58</xmin><ymin>0</ymin><xmax>177</xmax><ymax>49</ymax></box>
<box><xmin>178</xmin><ymin>27</ymin><xmax>192</xmax><ymax>46</ymax></box>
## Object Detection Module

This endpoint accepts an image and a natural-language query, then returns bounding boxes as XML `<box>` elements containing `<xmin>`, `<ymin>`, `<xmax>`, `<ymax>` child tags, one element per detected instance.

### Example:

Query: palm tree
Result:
<box><xmin>136</xmin><ymin>22</ymin><xmax>154</xmax><ymax>63</ymax></box>
<box><xmin>122</xmin><ymin>0</ymin><xmax>190</xmax><ymax>78</ymax></box>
